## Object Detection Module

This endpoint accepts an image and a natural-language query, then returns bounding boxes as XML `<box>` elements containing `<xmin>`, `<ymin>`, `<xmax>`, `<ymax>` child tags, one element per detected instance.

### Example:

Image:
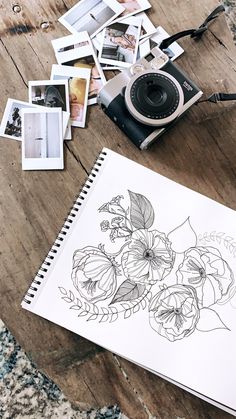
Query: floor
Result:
<box><xmin>0</xmin><ymin>3</ymin><xmax>235</xmax><ymax>418</ymax></box>
<box><xmin>0</xmin><ymin>320</ymin><xmax>126</xmax><ymax>419</ymax></box>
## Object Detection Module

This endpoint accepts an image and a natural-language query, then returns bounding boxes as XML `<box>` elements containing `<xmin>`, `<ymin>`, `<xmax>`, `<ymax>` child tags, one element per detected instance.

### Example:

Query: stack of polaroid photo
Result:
<box><xmin>0</xmin><ymin>0</ymin><xmax>184</xmax><ymax>171</ymax></box>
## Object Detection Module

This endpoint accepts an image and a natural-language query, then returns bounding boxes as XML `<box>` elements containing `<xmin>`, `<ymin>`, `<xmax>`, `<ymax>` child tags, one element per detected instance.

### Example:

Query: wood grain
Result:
<box><xmin>0</xmin><ymin>0</ymin><xmax>235</xmax><ymax>418</ymax></box>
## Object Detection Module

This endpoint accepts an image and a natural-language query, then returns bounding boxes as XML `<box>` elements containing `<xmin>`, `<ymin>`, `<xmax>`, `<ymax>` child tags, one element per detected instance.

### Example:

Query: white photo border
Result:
<box><xmin>0</xmin><ymin>99</ymin><xmax>40</xmax><ymax>141</ymax></box>
<box><xmin>141</xmin><ymin>26</ymin><xmax>185</xmax><ymax>61</ymax></box>
<box><xmin>115</xmin><ymin>0</ymin><xmax>151</xmax><ymax>22</ymax></box>
<box><xmin>52</xmin><ymin>31</ymin><xmax>106</xmax><ymax>106</ymax></box>
<box><xmin>99</xmin><ymin>16</ymin><xmax>142</xmax><ymax>68</ymax></box>
<box><xmin>58</xmin><ymin>0</ymin><xmax>125</xmax><ymax>39</ymax></box>
<box><xmin>22</xmin><ymin>107</ymin><xmax>64</xmax><ymax>171</ymax></box>
<box><xmin>50</xmin><ymin>64</ymin><xmax>91</xmax><ymax>128</ymax></box>
<box><xmin>138</xmin><ymin>12</ymin><xmax>156</xmax><ymax>40</ymax></box>
<box><xmin>28</xmin><ymin>79</ymin><xmax>70</xmax><ymax>139</ymax></box>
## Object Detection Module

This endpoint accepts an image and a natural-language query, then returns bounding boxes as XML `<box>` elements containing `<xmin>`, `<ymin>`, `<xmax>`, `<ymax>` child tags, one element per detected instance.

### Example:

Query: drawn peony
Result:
<box><xmin>177</xmin><ymin>246</ymin><xmax>234</xmax><ymax>307</ymax></box>
<box><xmin>149</xmin><ymin>285</ymin><xmax>200</xmax><ymax>342</ymax></box>
<box><xmin>72</xmin><ymin>246</ymin><xmax>119</xmax><ymax>303</ymax></box>
<box><xmin>122</xmin><ymin>229</ymin><xmax>174</xmax><ymax>285</ymax></box>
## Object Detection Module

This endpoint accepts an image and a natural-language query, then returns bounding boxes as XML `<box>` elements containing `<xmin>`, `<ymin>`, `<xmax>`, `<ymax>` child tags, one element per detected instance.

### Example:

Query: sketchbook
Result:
<box><xmin>22</xmin><ymin>148</ymin><xmax>236</xmax><ymax>416</ymax></box>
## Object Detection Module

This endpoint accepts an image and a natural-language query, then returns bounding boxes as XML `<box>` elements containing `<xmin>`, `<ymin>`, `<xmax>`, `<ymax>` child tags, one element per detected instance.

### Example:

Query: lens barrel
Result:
<box><xmin>125</xmin><ymin>70</ymin><xmax>184</xmax><ymax>127</ymax></box>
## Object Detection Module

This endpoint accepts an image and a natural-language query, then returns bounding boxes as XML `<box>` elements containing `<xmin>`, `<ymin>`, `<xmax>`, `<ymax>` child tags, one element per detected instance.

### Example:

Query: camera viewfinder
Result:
<box><xmin>145</xmin><ymin>53</ymin><xmax>155</xmax><ymax>62</ymax></box>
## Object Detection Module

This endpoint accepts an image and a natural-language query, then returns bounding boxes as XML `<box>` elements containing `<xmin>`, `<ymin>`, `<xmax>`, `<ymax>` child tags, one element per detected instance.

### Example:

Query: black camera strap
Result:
<box><xmin>159</xmin><ymin>5</ymin><xmax>236</xmax><ymax>105</ymax></box>
<box><xmin>199</xmin><ymin>93</ymin><xmax>236</xmax><ymax>104</ymax></box>
<box><xmin>159</xmin><ymin>5</ymin><xmax>225</xmax><ymax>50</ymax></box>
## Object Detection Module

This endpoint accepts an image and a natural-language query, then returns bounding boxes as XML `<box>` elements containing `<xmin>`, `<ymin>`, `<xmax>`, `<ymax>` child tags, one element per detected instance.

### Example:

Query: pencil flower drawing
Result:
<box><xmin>59</xmin><ymin>190</ymin><xmax>235</xmax><ymax>342</ymax></box>
<box><xmin>177</xmin><ymin>247</ymin><xmax>234</xmax><ymax>307</ymax></box>
<box><xmin>72</xmin><ymin>245</ymin><xmax>120</xmax><ymax>303</ymax></box>
<box><xmin>121</xmin><ymin>229</ymin><xmax>174</xmax><ymax>285</ymax></box>
<box><xmin>149</xmin><ymin>284</ymin><xmax>200</xmax><ymax>342</ymax></box>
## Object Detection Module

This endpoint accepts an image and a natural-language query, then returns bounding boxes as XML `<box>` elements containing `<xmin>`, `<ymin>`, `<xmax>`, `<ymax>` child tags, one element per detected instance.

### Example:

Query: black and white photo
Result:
<box><xmin>22</xmin><ymin>108</ymin><xmax>64</xmax><ymax>170</ymax></box>
<box><xmin>28</xmin><ymin>80</ymin><xmax>71</xmax><ymax>139</ymax></box>
<box><xmin>0</xmin><ymin>99</ymin><xmax>39</xmax><ymax>141</ymax></box>
<box><xmin>29</xmin><ymin>81</ymin><xmax>68</xmax><ymax>110</ymax></box>
<box><xmin>58</xmin><ymin>0</ymin><xmax>125</xmax><ymax>38</ymax></box>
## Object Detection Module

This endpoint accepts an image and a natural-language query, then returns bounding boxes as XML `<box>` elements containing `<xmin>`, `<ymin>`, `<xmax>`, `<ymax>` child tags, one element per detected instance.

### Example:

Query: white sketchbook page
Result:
<box><xmin>22</xmin><ymin>148</ymin><xmax>236</xmax><ymax>413</ymax></box>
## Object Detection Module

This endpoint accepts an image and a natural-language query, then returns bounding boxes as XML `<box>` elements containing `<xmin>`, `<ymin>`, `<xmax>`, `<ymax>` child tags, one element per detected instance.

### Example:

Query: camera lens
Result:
<box><xmin>146</xmin><ymin>85</ymin><xmax>167</xmax><ymax>106</ymax></box>
<box><xmin>125</xmin><ymin>70</ymin><xmax>184</xmax><ymax>126</ymax></box>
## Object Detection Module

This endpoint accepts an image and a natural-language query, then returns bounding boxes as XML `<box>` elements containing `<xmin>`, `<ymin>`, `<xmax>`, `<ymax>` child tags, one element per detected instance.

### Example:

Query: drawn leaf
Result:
<box><xmin>110</xmin><ymin>279</ymin><xmax>146</xmax><ymax>304</ymax></box>
<box><xmin>129</xmin><ymin>190</ymin><xmax>155</xmax><ymax>229</ymax></box>
<box><xmin>196</xmin><ymin>308</ymin><xmax>229</xmax><ymax>332</ymax></box>
<box><xmin>63</xmin><ymin>297</ymin><xmax>73</xmax><ymax>303</ymax></box>
<box><xmin>99</xmin><ymin>307</ymin><xmax>109</xmax><ymax>322</ymax></box>
<box><xmin>199</xmin><ymin>232</ymin><xmax>236</xmax><ymax>257</ymax></box>
<box><xmin>78</xmin><ymin>310</ymin><xmax>88</xmax><ymax>317</ymax></box>
<box><xmin>124</xmin><ymin>308</ymin><xmax>132</xmax><ymax>319</ymax></box>
<box><xmin>69</xmin><ymin>290</ymin><xmax>75</xmax><ymax>302</ymax></box>
<box><xmin>146</xmin><ymin>291</ymin><xmax>152</xmax><ymax>302</ymax></box>
<box><xmin>217</xmin><ymin>232</ymin><xmax>225</xmax><ymax>244</ymax></box>
<box><xmin>100</xmin><ymin>314</ymin><xmax>109</xmax><ymax>323</ymax></box>
<box><xmin>141</xmin><ymin>298</ymin><xmax>147</xmax><ymax>310</ymax></box>
<box><xmin>121</xmin><ymin>303</ymin><xmax>131</xmax><ymax>311</ymax></box>
<box><xmin>110</xmin><ymin>313</ymin><xmax>118</xmax><ymax>323</ymax></box>
<box><xmin>110</xmin><ymin>307</ymin><xmax>118</xmax><ymax>323</ymax></box>
<box><xmin>76</xmin><ymin>298</ymin><xmax>82</xmax><ymax>308</ymax></box>
<box><xmin>101</xmin><ymin>307</ymin><xmax>109</xmax><ymax>315</ymax></box>
<box><xmin>70</xmin><ymin>305</ymin><xmax>82</xmax><ymax>310</ymax></box>
<box><xmin>93</xmin><ymin>305</ymin><xmax>99</xmax><ymax>315</ymax></box>
<box><xmin>84</xmin><ymin>302</ymin><xmax>90</xmax><ymax>312</ymax></box>
<box><xmin>225</xmin><ymin>236</ymin><xmax>234</xmax><ymax>250</ymax></box>
<box><xmin>87</xmin><ymin>314</ymin><xmax>98</xmax><ymax>322</ymax></box>
<box><xmin>168</xmin><ymin>217</ymin><xmax>197</xmax><ymax>253</ymax></box>
<box><xmin>59</xmin><ymin>287</ymin><xmax>67</xmax><ymax>296</ymax></box>
<box><xmin>133</xmin><ymin>304</ymin><xmax>140</xmax><ymax>314</ymax></box>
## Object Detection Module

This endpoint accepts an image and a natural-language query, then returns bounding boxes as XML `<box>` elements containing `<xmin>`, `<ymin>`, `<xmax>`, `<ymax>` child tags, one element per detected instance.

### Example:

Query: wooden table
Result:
<box><xmin>1</xmin><ymin>1</ymin><xmax>236</xmax><ymax>418</ymax></box>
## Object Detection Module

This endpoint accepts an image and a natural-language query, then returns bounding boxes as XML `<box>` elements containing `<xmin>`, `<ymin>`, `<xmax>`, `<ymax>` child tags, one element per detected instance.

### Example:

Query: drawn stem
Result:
<box><xmin>60</xmin><ymin>285</ymin><xmax>153</xmax><ymax>318</ymax></box>
<box><xmin>106</xmin><ymin>210</ymin><xmax>133</xmax><ymax>233</ymax></box>
<box><xmin>105</xmin><ymin>241</ymin><xmax>130</xmax><ymax>258</ymax></box>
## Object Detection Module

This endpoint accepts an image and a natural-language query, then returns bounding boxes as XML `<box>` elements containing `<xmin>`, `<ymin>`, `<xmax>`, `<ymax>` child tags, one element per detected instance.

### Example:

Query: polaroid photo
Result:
<box><xmin>22</xmin><ymin>108</ymin><xmax>64</xmax><ymax>171</ymax></box>
<box><xmin>58</xmin><ymin>0</ymin><xmax>125</xmax><ymax>39</ymax></box>
<box><xmin>28</xmin><ymin>80</ymin><xmax>71</xmax><ymax>140</ymax></box>
<box><xmin>100</xmin><ymin>63</ymin><xmax>122</xmax><ymax>70</ymax></box>
<box><xmin>139</xmin><ymin>37</ymin><xmax>151</xmax><ymax>58</ymax></box>
<box><xmin>0</xmin><ymin>99</ymin><xmax>43</xmax><ymax>141</ymax></box>
<box><xmin>140</xmin><ymin>26</ymin><xmax>184</xmax><ymax>61</ymax></box>
<box><xmin>52</xmin><ymin>33</ymin><xmax>90</xmax><ymax>59</ymax></box>
<box><xmin>116</xmin><ymin>0</ymin><xmax>151</xmax><ymax>20</ymax></box>
<box><xmin>51</xmin><ymin>64</ymin><xmax>91</xmax><ymax>128</ymax></box>
<box><xmin>91</xmin><ymin>35</ymin><xmax>101</xmax><ymax>52</ymax></box>
<box><xmin>137</xmin><ymin>12</ymin><xmax>156</xmax><ymax>40</ymax></box>
<box><xmin>92</xmin><ymin>12</ymin><xmax>154</xmax><ymax>49</ymax></box>
<box><xmin>99</xmin><ymin>17</ymin><xmax>142</xmax><ymax>68</ymax></box>
<box><xmin>52</xmin><ymin>31</ymin><xmax>106</xmax><ymax>105</ymax></box>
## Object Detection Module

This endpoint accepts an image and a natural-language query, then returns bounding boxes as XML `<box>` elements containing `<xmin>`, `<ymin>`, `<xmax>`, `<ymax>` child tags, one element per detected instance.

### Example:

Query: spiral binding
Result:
<box><xmin>22</xmin><ymin>149</ymin><xmax>108</xmax><ymax>305</ymax></box>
